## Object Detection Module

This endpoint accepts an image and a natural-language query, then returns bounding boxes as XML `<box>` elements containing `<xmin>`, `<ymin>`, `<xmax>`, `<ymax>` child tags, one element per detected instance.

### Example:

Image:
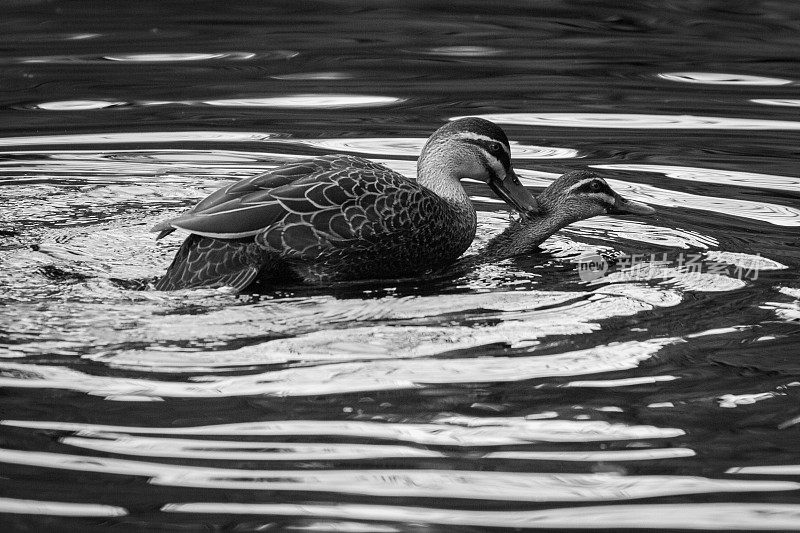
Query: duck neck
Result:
<box><xmin>416</xmin><ymin>147</ymin><xmax>477</xmax><ymax>231</ymax></box>
<box><xmin>478</xmin><ymin>207</ymin><xmax>572</xmax><ymax>263</ymax></box>
<box><xmin>417</xmin><ymin>144</ymin><xmax>473</xmax><ymax>208</ymax></box>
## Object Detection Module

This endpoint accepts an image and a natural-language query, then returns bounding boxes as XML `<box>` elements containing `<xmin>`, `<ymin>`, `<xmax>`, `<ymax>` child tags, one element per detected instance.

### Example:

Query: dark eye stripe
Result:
<box><xmin>475</xmin><ymin>151</ymin><xmax>500</xmax><ymax>183</ymax></box>
<box><xmin>462</xmin><ymin>139</ymin><xmax>511</xmax><ymax>171</ymax></box>
<box><xmin>574</xmin><ymin>180</ymin><xmax>614</xmax><ymax>196</ymax></box>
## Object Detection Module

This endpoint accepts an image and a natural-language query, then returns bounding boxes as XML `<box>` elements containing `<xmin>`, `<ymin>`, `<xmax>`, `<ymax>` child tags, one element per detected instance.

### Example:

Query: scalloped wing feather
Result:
<box><xmin>153</xmin><ymin>234</ymin><xmax>266</xmax><ymax>291</ymax></box>
<box><xmin>256</xmin><ymin>178</ymin><xmax>440</xmax><ymax>260</ymax></box>
<box><xmin>152</xmin><ymin>155</ymin><xmax>393</xmax><ymax>239</ymax></box>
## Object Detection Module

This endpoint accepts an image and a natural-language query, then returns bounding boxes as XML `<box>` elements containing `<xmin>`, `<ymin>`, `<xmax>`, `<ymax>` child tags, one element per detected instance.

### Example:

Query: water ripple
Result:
<box><xmin>602</xmin><ymin>179</ymin><xmax>800</xmax><ymax>227</ymax></box>
<box><xmin>62</xmin><ymin>433</ymin><xmax>443</xmax><ymax>461</ymax></box>
<box><xmin>593</xmin><ymin>164</ymin><xmax>800</xmax><ymax>193</ymax></box>
<box><xmin>705</xmin><ymin>251</ymin><xmax>787</xmax><ymax>271</ymax></box>
<box><xmin>487</xmin><ymin>448</ymin><xmax>696</xmax><ymax>462</ymax></box>
<box><xmin>566</xmin><ymin>218</ymin><xmax>718</xmax><ymax>249</ymax></box>
<box><xmin>729</xmin><ymin>465</ymin><xmax>800</xmax><ymax>476</ymax></box>
<box><xmin>0</xmin><ymin>338</ymin><xmax>678</xmax><ymax>398</ymax></box>
<box><xmin>0</xmin><ymin>448</ymin><xmax>793</xmax><ymax>501</ymax></box>
<box><xmin>657</xmin><ymin>72</ymin><xmax>794</xmax><ymax>86</ymax></box>
<box><xmin>0</xmin><ymin>497</ymin><xmax>127</xmax><ymax>517</ymax></box>
<box><xmin>423</xmin><ymin>46</ymin><xmax>504</xmax><ymax>57</ymax></box>
<box><xmin>28</xmin><ymin>96</ymin><xmax>404</xmax><ymax>111</ymax></box>
<box><xmin>103</xmin><ymin>52</ymin><xmax>258</xmax><ymax>62</ymax></box>
<box><xmin>61</xmin><ymin>432</ymin><xmax>694</xmax><ymax>462</ymax></box>
<box><xmin>33</xmin><ymin>100</ymin><xmax>127</xmax><ymax>111</ymax></box>
<box><xmin>201</xmin><ymin>95</ymin><xmax>403</xmax><ymax>108</ymax></box>
<box><xmin>291</xmin><ymin>138</ymin><xmax>578</xmax><ymax>159</ymax></box>
<box><xmin>0</xmin><ymin>132</ymin><xmax>277</xmax><ymax>147</ymax></box>
<box><xmin>3</xmin><ymin>416</ymin><xmax>684</xmax><ymax>445</ymax></box>
<box><xmin>81</xmin><ymin>292</ymin><xmax>679</xmax><ymax>373</ymax></box>
<box><xmin>271</xmin><ymin>71</ymin><xmax>352</xmax><ymax>80</ymax></box>
<box><xmin>455</xmin><ymin>113</ymin><xmax>800</xmax><ymax>130</ymax></box>
<box><xmin>16</xmin><ymin>51</ymin><xmax>287</xmax><ymax>64</ymax></box>
<box><xmin>161</xmin><ymin>502</ymin><xmax>800</xmax><ymax>530</ymax></box>
<box><xmin>593</xmin><ymin>265</ymin><xmax>748</xmax><ymax>292</ymax></box>
<box><xmin>761</xmin><ymin>287</ymin><xmax>800</xmax><ymax>322</ymax></box>
<box><xmin>752</xmin><ymin>99</ymin><xmax>800</xmax><ymax>107</ymax></box>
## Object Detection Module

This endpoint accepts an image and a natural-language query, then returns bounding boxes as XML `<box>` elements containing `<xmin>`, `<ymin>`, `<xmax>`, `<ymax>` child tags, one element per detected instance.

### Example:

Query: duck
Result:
<box><xmin>152</xmin><ymin>117</ymin><xmax>539</xmax><ymax>291</ymax></box>
<box><xmin>466</xmin><ymin>169</ymin><xmax>655</xmax><ymax>267</ymax></box>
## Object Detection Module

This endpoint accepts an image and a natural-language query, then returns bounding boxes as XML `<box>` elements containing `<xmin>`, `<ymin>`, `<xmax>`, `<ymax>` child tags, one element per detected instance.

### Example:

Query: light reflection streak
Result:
<box><xmin>160</xmin><ymin>502</ymin><xmax>800</xmax><ymax>530</ymax></box>
<box><xmin>62</xmin><ymin>433</ymin><xmax>444</xmax><ymax>460</ymax></box>
<box><xmin>455</xmin><ymin>113</ymin><xmax>800</xmax><ymax>130</ymax></box>
<box><xmin>657</xmin><ymin>72</ymin><xmax>793</xmax><ymax>86</ymax></box>
<box><xmin>752</xmin><ymin>99</ymin><xmax>800</xmax><ymax>107</ymax></box>
<box><xmin>0</xmin><ymin>448</ymin><xmax>795</xmax><ymax>501</ymax></box>
<box><xmin>201</xmin><ymin>95</ymin><xmax>403</xmax><ymax>108</ymax></box>
<box><xmin>0</xmin><ymin>132</ymin><xmax>277</xmax><ymax>147</ymax></box>
<box><xmin>0</xmin><ymin>497</ymin><xmax>127</xmax><ymax>517</ymax></box>
<box><xmin>78</xmin><ymin>290</ymin><xmax>678</xmax><ymax>373</ymax></box>
<box><xmin>592</xmin><ymin>164</ymin><xmax>800</xmax><ymax>193</ymax></box>
<box><xmin>590</xmin><ymin>179</ymin><xmax>800</xmax><ymax>227</ymax></box>
<box><xmin>728</xmin><ymin>465</ymin><xmax>800</xmax><ymax>475</ymax></box>
<box><xmin>3</xmin><ymin>416</ymin><xmax>685</xmax><ymax>445</ymax></box>
<box><xmin>485</xmin><ymin>448</ymin><xmax>695</xmax><ymax>461</ymax></box>
<box><xmin>565</xmin><ymin>375</ymin><xmax>677</xmax><ymax>388</ymax></box>
<box><xmin>0</xmin><ymin>338</ymin><xmax>677</xmax><ymax>397</ymax></box>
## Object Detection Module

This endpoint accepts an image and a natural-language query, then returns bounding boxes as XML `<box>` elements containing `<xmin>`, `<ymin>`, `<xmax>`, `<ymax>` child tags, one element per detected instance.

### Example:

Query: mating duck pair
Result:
<box><xmin>153</xmin><ymin>118</ymin><xmax>654</xmax><ymax>291</ymax></box>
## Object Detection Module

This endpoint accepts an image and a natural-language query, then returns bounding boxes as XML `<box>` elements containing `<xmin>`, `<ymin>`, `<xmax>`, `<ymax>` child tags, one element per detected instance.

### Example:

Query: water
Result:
<box><xmin>1</xmin><ymin>1</ymin><xmax>800</xmax><ymax>531</ymax></box>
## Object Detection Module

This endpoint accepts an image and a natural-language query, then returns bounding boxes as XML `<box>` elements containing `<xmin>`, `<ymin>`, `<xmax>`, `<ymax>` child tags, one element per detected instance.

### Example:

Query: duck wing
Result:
<box><xmin>254</xmin><ymin>162</ymin><xmax>439</xmax><ymax>260</ymax></box>
<box><xmin>151</xmin><ymin>155</ymin><xmax>390</xmax><ymax>239</ymax></box>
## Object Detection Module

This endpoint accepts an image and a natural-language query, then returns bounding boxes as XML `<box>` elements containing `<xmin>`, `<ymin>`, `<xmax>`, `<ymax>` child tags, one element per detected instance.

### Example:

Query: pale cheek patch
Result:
<box><xmin>461</xmin><ymin>158</ymin><xmax>491</xmax><ymax>181</ymax></box>
<box><xmin>583</xmin><ymin>192</ymin><xmax>616</xmax><ymax>206</ymax></box>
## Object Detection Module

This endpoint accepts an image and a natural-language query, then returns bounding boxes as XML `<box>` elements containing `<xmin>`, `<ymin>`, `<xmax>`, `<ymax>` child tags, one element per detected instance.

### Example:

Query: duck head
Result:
<box><xmin>535</xmin><ymin>170</ymin><xmax>655</xmax><ymax>225</ymax></box>
<box><xmin>481</xmin><ymin>170</ymin><xmax>655</xmax><ymax>261</ymax></box>
<box><xmin>417</xmin><ymin>118</ymin><xmax>539</xmax><ymax>213</ymax></box>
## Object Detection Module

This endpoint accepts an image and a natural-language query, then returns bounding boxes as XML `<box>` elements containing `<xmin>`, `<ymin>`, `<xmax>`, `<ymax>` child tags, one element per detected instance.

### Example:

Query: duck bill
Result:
<box><xmin>607</xmin><ymin>193</ymin><xmax>656</xmax><ymax>215</ymax></box>
<box><xmin>489</xmin><ymin>169</ymin><xmax>539</xmax><ymax>214</ymax></box>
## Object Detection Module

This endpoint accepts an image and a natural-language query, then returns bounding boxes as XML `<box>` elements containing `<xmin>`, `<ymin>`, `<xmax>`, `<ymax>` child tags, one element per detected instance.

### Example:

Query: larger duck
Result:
<box><xmin>153</xmin><ymin>118</ymin><xmax>538</xmax><ymax>291</ymax></box>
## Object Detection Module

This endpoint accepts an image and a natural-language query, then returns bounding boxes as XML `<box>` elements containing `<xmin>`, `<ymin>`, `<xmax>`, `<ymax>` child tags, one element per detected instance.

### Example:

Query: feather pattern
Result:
<box><xmin>153</xmin><ymin>234</ymin><xmax>271</xmax><ymax>291</ymax></box>
<box><xmin>153</xmin><ymin>154</ymin><xmax>477</xmax><ymax>290</ymax></box>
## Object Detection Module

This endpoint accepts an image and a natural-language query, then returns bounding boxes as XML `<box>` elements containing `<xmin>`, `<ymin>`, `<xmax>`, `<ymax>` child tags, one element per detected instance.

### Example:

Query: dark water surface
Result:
<box><xmin>2</xmin><ymin>1</ymin><xmax>800</xmax><ymax>531</ymax></box>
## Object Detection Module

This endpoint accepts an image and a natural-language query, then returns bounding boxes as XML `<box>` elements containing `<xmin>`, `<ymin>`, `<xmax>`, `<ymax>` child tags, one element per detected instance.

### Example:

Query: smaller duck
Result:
<box><xmin>471</xmin><ymin>170</ymin><xmax>655</xmax><ymax>266</ymax></box>
<box><xmin>152</xmin><ymin>118</ymin><xmax>538</xmax><ymax>291</ymax></box>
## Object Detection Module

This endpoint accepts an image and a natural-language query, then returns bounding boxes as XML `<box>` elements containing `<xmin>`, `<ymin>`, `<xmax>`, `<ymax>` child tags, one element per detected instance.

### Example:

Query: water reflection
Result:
<box><xmin>33</xmin><ymin>100</ymin><xmax>126</xmax><ymax>111</ymax></box>
<box><xmin>658</xmin><ymin>72</ymin><xmax>794</xmax><ymax>86</ymax></box>
<box><xmin>31</xmin><ymin>95</ymin><xmax>404</xmax><ymax>110</ymax></box>
<box><xmin>593</xmin><ymin>164</ymin><xmax>800</xmax><ymax>193</ymax></box>
<box><xmin>202</xmin><ymin>95</ymin><xmax>403</xmax><ymax>108</ymax></box>
<box><xmin>296</xmin><ymin>138</ymin><xmax>578</xmax><ymax>159</ymax></box>
<box><xmin>0</xmin><ymin>338</ymin><xmax>677</xmax><ymax>397</ymax></box>
<box><xmin>2</xmin><ymin>417</ymin><xmax>687</xmax><ymax>444</ymax></box>
<box><xmin>15</xmin><ymin>51</ymin><xmax>290</xmax><ymax>64</ymax></box>
<box><xmin>0</xmin><ymin>498</ymin><xmax>127</xmax><ymax>517</ymax></box>
<box><xmin>103</xmin><ymin>52</ymin><xmax>257</xmax><ymax>62</ymax></box>
<box><xmin>459</xmin><ymin>113</ymin><xmax>800</xmax><ymax>130</ymax></box>
<box><xmin>159</xmin><ymin>502</ymin><xmax>800</xmax><ymax>530</ymax></box>
<box><xmin>3</xmin><ymin>2</ymin><xmax>800</xmax><ymax>528</ymax></box>
<box><xmin>423</xmin><ymin>46</ymin><xmax>503</xmax><ymax>57</ymax></box>
<box><xmin>3</xmin><ymin>446</ymin><xmax>794</xmax><ymax>500</ymax></box>
<box><xmin>752</xmin><ymin>99</ymin><xmax>800</xmax><ymax>107</ymax></box>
